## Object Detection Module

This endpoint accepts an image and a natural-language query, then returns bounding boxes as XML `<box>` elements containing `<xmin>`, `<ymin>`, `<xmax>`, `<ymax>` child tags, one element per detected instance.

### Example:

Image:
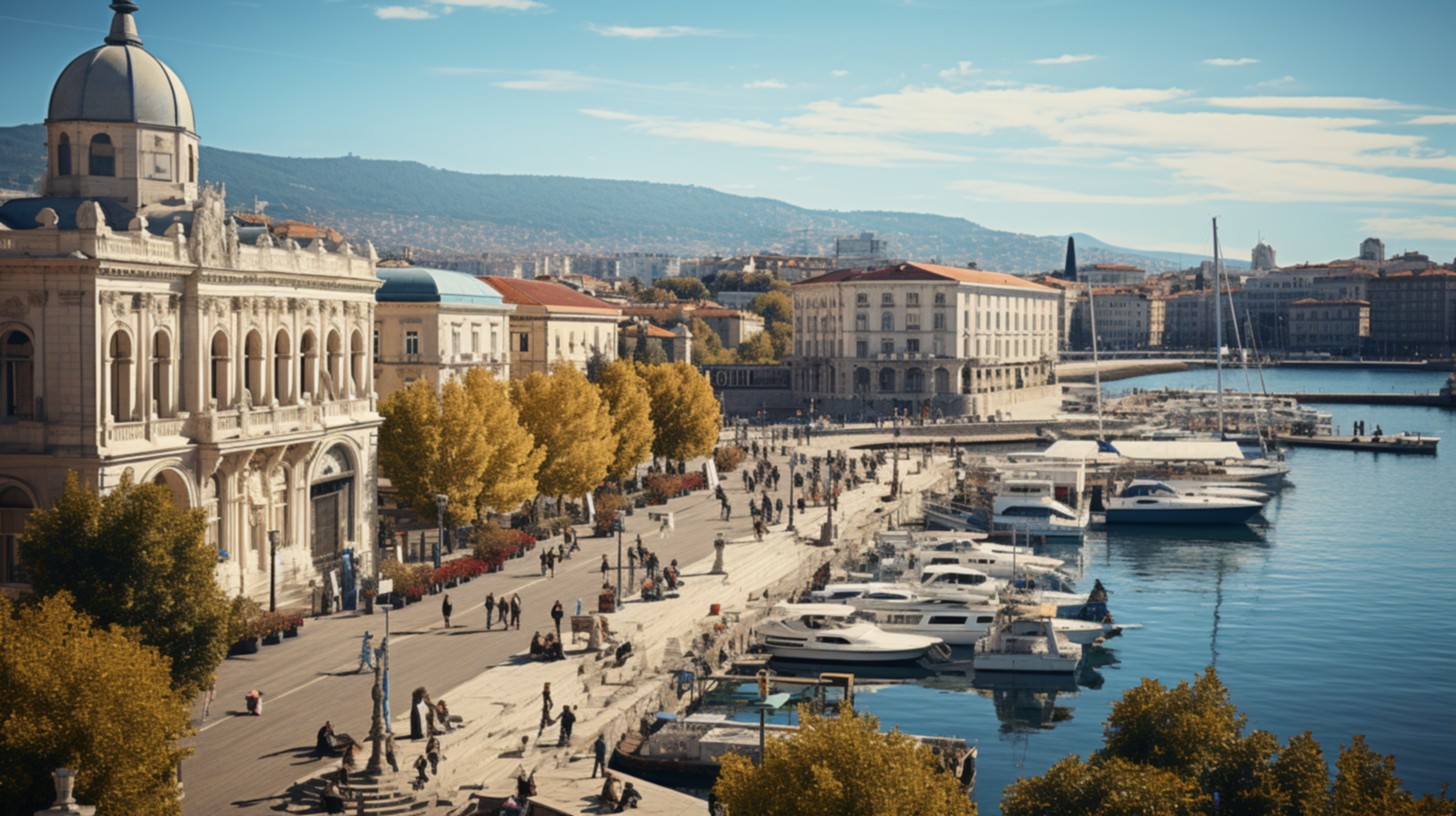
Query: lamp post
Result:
<box><xmin>432</xmin><ymin>494</ymin><xmax>447</xmax><ymax>570</ymax></box>
<box><xmin>365</xmin><ymin>604</ymin><xmax>390</xmax><ymax>774</ymax></box>
<box><xmin>786</xmin><ymin>454</ymin><xmax>796</xmax><ymax>532</ymax></box>
<box><xmin>267</xmin><ymin>529</ymin><xmax>281</xmax><ymax>612</ymax></box>
<box><xmin>613</xmin><ymin>516</ymin><xmax>624</xmax><ymax>611</ymax></box>
<box><xmin>891</xmin><ymin>410</ymin><xmax>902</xmax><ymax>498</ymax></box>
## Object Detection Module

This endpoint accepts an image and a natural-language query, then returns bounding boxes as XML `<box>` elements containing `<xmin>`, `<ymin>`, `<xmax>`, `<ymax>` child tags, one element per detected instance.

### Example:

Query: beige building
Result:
<box><xmin>373</xmin><ymin>267</ymin><xmax>512</xmax><ymax>397</ymax></box>
<box><xmin>1287</xmin><ymin>298</ymin><xmax>1370</xmax><ymax>354</ymax></box>
<box><xmin>1074</xmin><ymin>290</ymin><xmax>1165</xmax><ymax>350</ymax></box>
<box><xmin>479</xmin><ymin>277</ymin><xmax>620</xmax><ymax>377</ymax></box>
<box><xmin>790</xmin><ymin>263</ymin><xmax>1059</xmax><ymax>419</ymax></box>
<box><xmin>1367</xmin><ymin>270</ymin><xmax>1456</xmax><ymax>357</ymax></box>
<box><xmin>0</xmin><ymin>3</ymin><xmax>380</xmax><ymax>604</ymax></box>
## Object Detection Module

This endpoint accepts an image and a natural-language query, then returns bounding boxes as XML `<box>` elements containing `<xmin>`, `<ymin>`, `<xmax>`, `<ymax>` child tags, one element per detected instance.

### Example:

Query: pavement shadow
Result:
<box><xmin>258</xmin><ymin>744</ymin><xmax>319</xmax><ymax>761</ymax></box>
<box><xmin>229</xmin><ymin>794</ymin><xmax>289</xmax><ymax>809</ymax></box>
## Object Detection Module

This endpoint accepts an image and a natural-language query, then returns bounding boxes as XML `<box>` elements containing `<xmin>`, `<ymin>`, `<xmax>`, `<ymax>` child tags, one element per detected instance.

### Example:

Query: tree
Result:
<box><xmin>595</xmin><ymin>360</ymin><xmax>655</xmax><ymax>483</ymax></box>
<box><xmin>379</xmin><ymin>378</ymin><xmax>443</xmax><ymax>519</ymax></box>
<box><xmin>690</xmin><ymin>317</ymin><xmax>735</xmax><ymax>364</ymax></box>
<box><xmin>20</xmin><ymin>473</ymin><xmax>232</xmax><ymax>696</ymax></box>
<box><xmin>767</xmin><ymin>321</ymin><xmax>793</xmax><ymax>360</ymax></box>
<box><xmin>431</xmin><ymin>379</ymin><xmax>492</xmax><ymax>524</ymax></box>
<box><xmin>656</xmin><ymin>276</ymin><xmax>710</xmax><ymax>301</ymax></box>
<box><xmin>1001</xmin><ymin>755</ymin><xmax>1204</xmax><ymax>816</ymax></box>
<box><xmin>463</xmin><ymin>369</ymin><xmax>544</xmax><ymax>513</ymax></box>
<box><xmin>639</xmin><ymin>361</ymin><xmax>722</xmax><ymax>462</ymax></box>
<box><xmin>747</xmin><ymin>290</ymin><xmax>792</xmax><ymax>325</ymax></box>
<box><xmin>511</xmin><ymin>365</ymin><xmax>616</xmax><ymax>502</ymax></box>
<box><xmin>0</xmin><ymin>593</ymin><xmax>191</xmax><ymax>816</ymax></box>
<box><xmin>643</xmin><ymin>338</ymin><xmax>669</xmax><ymax>365</ymax></box>
<box><xmin>736</xmin><ymin>330</ymin><xmax>778</xmax><ymax>364</ymax></box>
<box><xmin>713</xmin><ymin>707</ymin><xmax>975</xmax><ymax>816</ymax></box>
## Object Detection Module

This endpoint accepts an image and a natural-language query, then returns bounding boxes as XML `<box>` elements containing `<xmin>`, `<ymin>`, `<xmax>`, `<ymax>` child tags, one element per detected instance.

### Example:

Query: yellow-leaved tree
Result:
<box><xmin>431</xmin><ymin>378</ymin><xmax>492</xmax><ymax>524</ymax></box>
<box><xmin>0</xmin><ymin>593</ymin><xmax>191</xmax><ymax>816</ymax></box>
<box><xmin>378</xmin><ymin>378</ymin><xmax>443</xmax><ymax>520</ymax></box>
<box><xmin>595</xmin><ymin>359</ymin><xmax>655</xmax><ymax>483</ymax></box>
<box><xmin>463</xmin><ymin>368</ymin><xmax>543</xmax><ymax>513</ymax></box>
<box><xmin>640</xmin><ymin>361</ymin><xmax>722</xmax><ymax>463</ymax></box>
<box><xmin>714</xmin><ymin>707</ymin><xmax>976</xmax><ymax>816</ymax></box>
<box><xmin>511</xmin><ymin>364</ymin><xmax>616</xmax><ymax>504</ymax></box>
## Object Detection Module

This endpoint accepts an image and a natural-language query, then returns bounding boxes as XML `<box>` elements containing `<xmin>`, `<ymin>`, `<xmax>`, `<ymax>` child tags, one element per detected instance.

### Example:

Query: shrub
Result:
<box><xmin>714</xmin><ymin>445</ymin><xmax>747</xmax><ymax>473</ymax></box>
<box><xmin>644</xmin><ymin>472</ymin><xmax>707</xmax><ymax>503</ymax></box>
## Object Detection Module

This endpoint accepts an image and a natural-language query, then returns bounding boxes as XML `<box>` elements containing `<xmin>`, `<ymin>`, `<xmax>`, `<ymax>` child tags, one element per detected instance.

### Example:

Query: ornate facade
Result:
<box><xmin>0</xmin><ymin>2</ymin><xmax>380</xmax><ymax>604</ymax></box>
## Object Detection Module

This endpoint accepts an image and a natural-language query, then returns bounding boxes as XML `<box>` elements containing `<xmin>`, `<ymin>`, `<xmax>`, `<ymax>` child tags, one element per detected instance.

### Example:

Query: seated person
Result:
<box><xmin>614</xmin><ymin>641</ymin><xmax>634</xmax><ymax>667</ymax></box>
<box><xmin>544</xmin><ymin>633</ymin><xmax>565</xmax><ymax>661</ymax></box>
<box><xmin>320</xmin><ymin>779</ymin><xmax>346</xmax><ymax>814</ymax></box>
<box><xmin>599</xmin><ymin>774</ymin><xmax>620</xmax><ymax>809</ymax></box>
<box><xmin>615</xmin><ymin>782</ymin><xmax>642</xmax><ymax>811</ymax></box>
<box><xmin>315</xmin><ymin>721</ymin><xmax>340</xmax><ymax>757</ymax></box>
<box><xmin>499</xmin><ymin>796</ymin><xmax>524</xmax><ymax>816</ymax></box>
<box><xmin>434</xmin><ymin>699</ymin><xmax>453</xmax><ymax>732</ymax></box>
<box><xmin>528</xmin><ymin>632</ymin><xmax>545</xmax><ymax>660</ymax></box>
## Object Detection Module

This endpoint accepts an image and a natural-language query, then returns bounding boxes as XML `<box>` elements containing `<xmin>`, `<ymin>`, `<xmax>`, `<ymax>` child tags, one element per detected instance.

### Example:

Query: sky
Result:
<box><xmin>2</xmin><ymin>0</ymin><xmax>1454</xmax><ymax>265</ymax></box>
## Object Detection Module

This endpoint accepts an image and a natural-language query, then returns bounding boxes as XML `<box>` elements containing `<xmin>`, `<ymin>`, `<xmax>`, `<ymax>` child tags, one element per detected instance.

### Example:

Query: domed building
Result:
<box><xmin>373</xmin><ymin>266</ymin><xmax>514</xmax><ymax>394</ymax></box>
<box><xmin>0</xmin><ymin>1</ymin><xmax>382</xmax><ymax>610</ymax></box>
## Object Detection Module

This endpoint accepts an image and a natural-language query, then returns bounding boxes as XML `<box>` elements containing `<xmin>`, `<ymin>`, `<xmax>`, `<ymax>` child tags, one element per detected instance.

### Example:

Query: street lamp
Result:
<box><xmin>613</xmin><ymin>516</ymin><xmax>624</xmax><ymax>611</ymax></box>
<box><xmin>891</xmin><ymin>410</ymin><xmax>902</xmax><ymax>498</ymax></box>
<box><xmin>786</xmin><ymin>454</ymin><xmax>796</xmax><ymax>532</ymax></box>
<box><xmin>267</xmin><ymin>529</ymin><xmax>281</xmax><ymax>612</ymax></box>
<box><xmin>432</xmin><ymin>494</ymin><xmax>447</xmax><ymax>570</ymax></box>
<box><xmin>366</xmin><ymin>603</ymin><xmax>391</xmax><ymax>774</ymax></box>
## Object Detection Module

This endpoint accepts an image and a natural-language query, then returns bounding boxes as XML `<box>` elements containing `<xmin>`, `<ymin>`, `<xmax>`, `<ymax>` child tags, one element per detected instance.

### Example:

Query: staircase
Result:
<box><xmin>276</xmin><ymin>768</ymin><xmax>432</xmax><ymax>815</ymax></box>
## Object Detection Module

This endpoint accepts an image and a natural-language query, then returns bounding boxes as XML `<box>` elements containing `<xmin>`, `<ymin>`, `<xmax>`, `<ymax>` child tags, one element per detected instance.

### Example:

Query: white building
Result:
<box><xmin>479</xmin><ymin>277</ymin><xmax>621</xmax><ymax>377</ymax></box>
<box><xmin>373</xmin><ymin>267</ymin><xmax>513</xmax><ymax>397</ymax></box>
<box><xmin>789</xmin><ymin>263</ymin><xmax>1060</xmax><ymax>419</ymax></box>
<box><xmin>1252</xmin><ymin>241</ymin><xmax>1277</xmax><ymax>271</ymax></box>
<box><xmin>0</xmin><ymin>2</ymin><xmax>380</xmax><ymax>605</ymax></box>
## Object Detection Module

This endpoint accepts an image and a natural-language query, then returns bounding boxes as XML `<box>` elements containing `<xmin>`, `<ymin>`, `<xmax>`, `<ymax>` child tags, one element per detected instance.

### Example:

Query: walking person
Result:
<box><xmin>498</xmin><ymin>595</ymin><xmax>510</xmax><ymax>630</ymax></box>
<box><xmin>385</xmin><ymin>732</ymin><xmax>400</xmax><ymax>773</ymax></box>
<box><xmin>551</xmin><ymin>600</ymin><xmax>564</xmax><ymax>639</ymax></box>
<box><xmin>557</xmin><ymin>704</ymin><xmax>576</xmax><ymax>746</ymax></box>
<box><xmin>539</xmin><ymin>550</ymin><xmax>548</xmax><ymax>576</ymax></box>
<box><xmin>426</xmin><ymin>735</ymin><xmax>442</xmax><ymax>775</ymax></box>
<box><xmin>356</xmin><ymin>632</ymin><xmax>375</xmax><ymax>673</ymax></box>
<box><xmin>510</xmin><ymin>594</ymin><xmax>522</xmax><ymax>629</ymax></box>
<box><xmin>412</xmin><ymin>754</ymin><xmax>429</xmax><ymax>790</ymax></box>
<box><xmin>537</xmin><ymin>683</ymin><xmax>555</xmax><ymax>737</ymax></box>
<box><xmin>592</xmin><ymin>733</ymin><xmax>608</xmax><ymax>778</ymax></box>
<box><xmin>546</xmin><ymin>550</ymin><xmax>556</xmax><ymax>578</ymax></box>
<box><xmin>485</xmin><ymin>591</ymin><xmax>496</xmax><ymax>629</ymax></box>
<box><xmin>600</xmin><ymin>553</ymin><xmax>610</xmax><ymax>581</ymax></box>
<box><xmin>441</xmin><ymin>593</ymin><xmax>453</xmax><ymax>629</ymax></box>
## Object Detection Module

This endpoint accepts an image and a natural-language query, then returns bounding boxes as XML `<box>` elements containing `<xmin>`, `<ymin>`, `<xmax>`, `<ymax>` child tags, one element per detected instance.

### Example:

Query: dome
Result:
<box><xmin>47</xmin><ymin>2</ymin><xmax>195</xmax><ymax>132</ymax></box>
<box><xmin>376</xmin><ymin>268</ymin><xmax>509</xmax><ymax>307</ymax></box>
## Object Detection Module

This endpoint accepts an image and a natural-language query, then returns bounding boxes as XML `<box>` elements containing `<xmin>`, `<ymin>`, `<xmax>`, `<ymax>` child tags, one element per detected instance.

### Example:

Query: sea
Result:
<box><xmin>754</xmin><ymin>367</ymin><xmax>1456</xmax><ymax>814</ymax></box>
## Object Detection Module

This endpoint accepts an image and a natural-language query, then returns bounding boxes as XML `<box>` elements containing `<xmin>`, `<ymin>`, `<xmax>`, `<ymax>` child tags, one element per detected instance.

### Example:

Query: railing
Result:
<box><xmin>149</xmin><ymin>417</ymin><xmax>186</xmax><ymax>439</ymax></box>
<box><xmin>106</xmin><ymin>421</ymin><xmax>148</xmax><ymax>443</ymax></box>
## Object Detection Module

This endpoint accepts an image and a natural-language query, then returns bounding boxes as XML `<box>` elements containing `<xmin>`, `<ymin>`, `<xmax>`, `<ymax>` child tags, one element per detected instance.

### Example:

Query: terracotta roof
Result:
<box><xmin>621</xmin><ymin>322</ymin><xmax>678</xmax><ymax>340</ymax></box>
<box><xmin>479</xmin><ymin>276</ymin><xmax>621</xmax><ymax>313</ymax></box>
<box><xmin>795</xmin><ymin>262</ymin><xmax>1052</xmax><ymax>292</ymax></box>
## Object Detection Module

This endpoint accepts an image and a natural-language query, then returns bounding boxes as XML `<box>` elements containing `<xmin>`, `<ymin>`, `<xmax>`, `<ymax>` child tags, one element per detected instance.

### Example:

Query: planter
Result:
<box><xmin>229</xmin><ymin>637</ymin><xmax>260</xmax><ymax>656</ymax></box>
<box><xmin>262</xmin><ymin>631</ymin><xmax>283</xmax><ymax>646</ymax></box>
<box><xmin>283</xmin><ymin>626</ymin><xmax>300</xmax><ymax>638</ymax></box>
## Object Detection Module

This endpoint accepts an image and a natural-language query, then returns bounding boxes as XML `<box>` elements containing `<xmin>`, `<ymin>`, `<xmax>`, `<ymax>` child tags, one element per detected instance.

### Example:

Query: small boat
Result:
<box><xmin>916</xmin><ymin>565</ymin><xmax>1002</xmax><ymax>603</ymax></box>
<box><xmin>1103</xmin><ymin>480</ymin><xmax>1263</xmax><ymax>525</ymax></box>
<box><xmin>991</xmin><ymin>479</ymin><xmax>1089</xmax><ymax>541</ymax></box>
<box><xmin>756</xmin><ymin>603</ymin><xmax>946</xmax><ymax>664</ymax></box>
<box><xmin>973</xmin><ymin>613</ymin><xmax>1083</xmax><ymax>674</ymax></box>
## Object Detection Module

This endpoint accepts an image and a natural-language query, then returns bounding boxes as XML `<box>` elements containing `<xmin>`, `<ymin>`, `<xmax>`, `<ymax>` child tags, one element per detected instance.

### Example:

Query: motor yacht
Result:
<box><xmin>862</xmin><ymin>599</ymin><xmax>1111</xmax><ymax>647</ymax></box>
<box><xmin>756</xmin><ymin>603</ymin><xmax>946</xmax><ymax>664</ymax></box>
<box><xmin>910</xmin><ymin>537</ymin><xmax>1065</xmax><ymax>580</ymax></box>
<box><xmin>991</xmin><ymin>479</ymin><xmax>1089</xmax><ymax>541</ymax></box>
<box><xmin>973</xmin><ymin>613</ymin><xmax>1083</xmax><ymax>674</ymax></box>
<box><xmin>1103</xmin><ymin>480</ymin><xmax>1263</xmax><ymax>525</ymax></box>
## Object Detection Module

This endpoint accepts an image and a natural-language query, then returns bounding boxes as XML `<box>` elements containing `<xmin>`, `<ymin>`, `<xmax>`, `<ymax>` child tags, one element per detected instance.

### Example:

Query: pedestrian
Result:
<box><xmin>600</xmin><ymin>553</ymin><xmax>610</xmax><ymax>581</ymax></box>
<box><xmin>385</xmin><ymin>732</ymin><xmax>400</xmax><ymax>773</ymax></box>
<box><xmin>775</xmin><ymin>498</ymin><xmax>784</xmax><ymax>522</ymax></box>
<box><xmin>546</xmin><ymin>550</ymin><xmax>556</xmax><ymax>577</ymax></box>
<box><xmin>557</xmin><ymin>704</ymin><xmax>576</xmax><ymax>746</ymax></box>
<box><xmin>357</xmin><ymin>632</ymin><xmax>375</xmax><ymax>673</ymax></box>
<box><xmin>539</xmin><ymin>550</ymin><xmax>548</xmax><ymax>576</ymax></box>
<box><xmin>635</xmin><ymin>534</ymin><xmax>645</xmax><ymax>560</ymax></box>
<box><xmin>412</xmin><ymin>754</ymin><xmax>429</xmax><ymax>789</ymax></box>
<box><xmin>485</xmin><ymin>591</ymin><xmax>496</xmax><ymax>629</ymax></box>
<box><xmin>551</xmin><ymin>600</ymin><xmax>564</xmax><ymax>638</ymax></box>
<box><xmin>201</xmin><ymin>672</ymin><xmax>217</xmax><ymax>722</ymax></box>
<box><xmin>541</xmin><ymin>681</ymin><xmax>554</xmax><ymax>714</ymax></box>
<box><xmin>510</xmin><ymin>594</ymin><xmax>522</xmax><ymax>629</ymax></box>
<box><xmin>441</xmin><ymin>593</ymin><xmax>453</xmax><ymax>629</ymax></box>
<box><xmin>592</xmin><ymin>734</ymin><xmax>608</xmax><ymax>777</ymax></box>
<box><xmin>426</xmin><ymin>735</ymin><xmax>442</xmax><ymax>775</ymax></box>
<box><xmin>498</xmin><ymin>595</ymin><xmax>510</xmax><ymax>629</ymax></box>
<box><xmin>724</xmin><ymin>501</ymin><xmax>732</xmax><ymax>521</ymax></box>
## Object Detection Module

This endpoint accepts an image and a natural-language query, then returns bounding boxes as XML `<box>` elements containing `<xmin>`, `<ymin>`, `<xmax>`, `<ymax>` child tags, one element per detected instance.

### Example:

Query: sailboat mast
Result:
<box><xmin>1088</xmin><ymin>281</ymin><xmax>1104</xmax><ymax>436</ymax></box>
<box><xmin>1212</xmin><ymin>217</ymin><xmax>1224</xmax><ymax>438</ymax></box>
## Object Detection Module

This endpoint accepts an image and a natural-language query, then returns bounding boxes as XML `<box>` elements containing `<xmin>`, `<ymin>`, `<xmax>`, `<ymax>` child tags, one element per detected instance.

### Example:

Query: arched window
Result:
<box><xmin>243</xmin><ymin>330</ymin><xmax>263</xmax><ymax>404</ymax></box>
<box><xmin>210</xmin><ymin>331</ymin><xmax>231</xmax><ymax>408</ymax></box>
<box><xmin>56</xmin><ymin>133</ymin><xmax>72</xmax><ymax>177</ymax></box>
<box><xmin>152</xmin><ymin>331</ymin><xmax>173</xmax><ymax>418</ymax></box>
<box><xmin>107</xmin><ymin>330</ymin><xmax>133</xmax><ymax>422</ymax></box>
<box><xmin>853</xmin><ymin>367</ymin><xmax>871</xmax><ymax>395</ymax></box>
<box><xmin>905</xmin><ymin>368</ymin><xmax>925</xmax><ymax>393</ymax></box>
<box><xmin>2</xmin><ymin>330</ymin><xmax>35</xmax><ymax>419</ymax></box>
<box><xmin>349</xmin><ymin>329</ymin><xmax>365</xmax><ymax>398</ymax></box>
<box><xmin>878</xmin><ymin>368</ymin><xmax>896</xmax><ymax>393</ymax></box>
<box><xmin>1</xmin><ymin>484</ymin><xmax>34</xmax><ymax>584</ymax></box>
<box><xmin>325</xmin><ymin>330</ymin><xmax>342</xmax><ymax>398</ymax></box>
<box><xmin>188</xmin><ymin>145</ymin><xmax>196</xmax><ymax>183</ymax></box>
<box><xmin>300</xmin><ymin>331</ymin><xmax>318</xmax><ymax>399</ymax></box>
<box><xmin>310</xmin><ymin>445</ymin><xmax>355</xmax><ymax>561</ymax></box>
<box><xmin>208</xmin><ymin>475</ymin><xmax>226</xmax><ymax>557</ymax></box>
<box><xmin>89</xmin><ymin>134</ymin><xmax>115</xmax><ymax>177</ymax></box>
<box><xmin>934</xmin><ymin>367</ymin><xmax>950</xmax><ymax>394</ymax></box>
<box><xmin>274</xmin><ymin>331</ymin><xmax>292</xmax><ymax>405</ymax></box>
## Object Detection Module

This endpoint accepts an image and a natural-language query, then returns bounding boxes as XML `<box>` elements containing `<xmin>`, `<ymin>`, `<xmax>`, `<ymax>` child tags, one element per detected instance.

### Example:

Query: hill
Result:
<box><xmin>0</xmin><ymin>122</ymin><xmax>1182</xmax><ymax>274</ymax></box>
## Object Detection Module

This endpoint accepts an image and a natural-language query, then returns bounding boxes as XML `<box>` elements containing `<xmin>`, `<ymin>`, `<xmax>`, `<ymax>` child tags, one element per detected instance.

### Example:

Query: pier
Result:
<box><xmin>1273</xmin><ymin>392</ymin><xmax>1455</xmax><ymax>409</ymax></box>
<box><xmin>1275</xmin><ymin>433</ymin><xmax>1438</xmax><ymax>454</ymax></box>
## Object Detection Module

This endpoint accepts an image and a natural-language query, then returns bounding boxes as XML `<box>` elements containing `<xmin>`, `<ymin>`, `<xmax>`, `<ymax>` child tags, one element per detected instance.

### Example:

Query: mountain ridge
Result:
<box><xmin>0</xmin><ymin>122</ymin><xmax>1195</xmax><ymax>274</ymax></box>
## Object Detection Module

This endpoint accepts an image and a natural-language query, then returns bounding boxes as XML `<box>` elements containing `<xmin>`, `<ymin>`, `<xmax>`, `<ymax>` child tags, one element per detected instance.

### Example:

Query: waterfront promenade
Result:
<box><xmin>182</xmin><ymin>434</ymin><xmax>947</xmax><ymax>815</ymax></box>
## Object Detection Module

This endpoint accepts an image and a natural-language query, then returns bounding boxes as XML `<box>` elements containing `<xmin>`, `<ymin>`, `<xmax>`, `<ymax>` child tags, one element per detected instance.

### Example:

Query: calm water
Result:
<box><xmin>854</xmin><ymin>368</ymin><xmax>1456</xmax><ymax>813</ymax></box>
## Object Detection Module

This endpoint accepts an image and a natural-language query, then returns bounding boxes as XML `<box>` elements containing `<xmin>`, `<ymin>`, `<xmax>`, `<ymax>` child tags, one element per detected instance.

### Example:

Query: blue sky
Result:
<box><xmin>3</xmin><ymin>0</ymin><xmax>1454</xmax><ymax>265</ymax></box>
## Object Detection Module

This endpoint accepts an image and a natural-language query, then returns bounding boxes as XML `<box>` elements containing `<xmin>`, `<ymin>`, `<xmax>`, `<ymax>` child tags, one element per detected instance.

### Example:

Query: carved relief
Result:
<box><xmin>0</xmin><ymin>296</ymin><xmax>28</xmax><ymax>319</ymax></box>
<box><xmin>188</xmin><ymin>187</ymin><xmax>230</xmax><ymax>269</ymax></box>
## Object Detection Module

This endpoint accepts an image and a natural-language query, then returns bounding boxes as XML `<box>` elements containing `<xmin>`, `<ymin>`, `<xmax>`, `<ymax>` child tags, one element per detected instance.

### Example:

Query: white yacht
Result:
<box><xmin>1103</xmin><ymin>480</ymin><xmax>1263</xmax><ymax>525</ymax></box>
<box><xmin>991</xmin><ymin>479</ymin><xmax>1089</xmax><ymax>541</ymax></box>
<box><xmin>863</xmin><ymin>599</ymin><xmax>1112</xmax><ymax>647</ymax></box>
<box><xmin>1161</xmin><ymin>480</ymin><xmax>1272</xmax><ymax>504</ymax></box>
<box><xmin>810</xmin><ymin>565</ymin><xmax>1001</xmax><ymax>606</ymax></box>
<box><xmin>911</xmin><ymin>537</ymin><xmax>1065</xmax><ymax>580</ymax></box>
<box><xmin>973</xmin><ymin>614</ymin><xmax>1083</xmax><ymax>674</ymax></box>
<box><xmin>756</xmin><ymin>603</ymin><xmax>946</xmax><ymax>664</ymax></box>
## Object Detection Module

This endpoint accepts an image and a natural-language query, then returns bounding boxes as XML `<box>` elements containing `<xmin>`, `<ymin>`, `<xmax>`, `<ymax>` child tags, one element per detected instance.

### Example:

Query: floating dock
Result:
<box><xmin>1276</xmin><ymin>434</ymin><xmax>1438</xmax><ymax>455</ymax></box>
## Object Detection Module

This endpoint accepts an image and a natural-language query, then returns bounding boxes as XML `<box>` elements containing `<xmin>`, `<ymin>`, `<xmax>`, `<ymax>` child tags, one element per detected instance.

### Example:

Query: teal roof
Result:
<box><xmin>375</xmin><ymin>267</ymin><xmax>509</xmax><ymax>307</ymax></box>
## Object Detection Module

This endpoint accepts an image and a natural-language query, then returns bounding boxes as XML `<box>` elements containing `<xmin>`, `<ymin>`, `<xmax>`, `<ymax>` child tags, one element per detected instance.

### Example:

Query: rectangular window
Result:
<box><xmin>856</xmin><ymin>340</ymin><xmax>868</xmax><ymax>357</ymax></box>
<box><xmin>856</xmin><ymin>293</ymin><xmax>869</xmax><ymax>306</ymax></box>
<box><xmin>451</xmin><ymin>327</ymin><xmax>462</xmax><ymax>358</ymax></box>
<box><xmin>472</xmin><ymin>328</ymin><xmax>480</xmax><ymax>354</ymax></box>
<box><xmin>906</xmin><ymin>292</ymin><xmax>920</xmax><ymax>306</ymax></box>
<box><xmin>517</xmin><ymin>332</ymin><xmax>529</xmax><ymax>353</ymax></box>
<box><xmin>855</xmin><ymin>313</ymin><xmax>868</xmax><ymax>331</ymax></box>
<box><xmin>934</xmin><ymin>292</ymin><xmax>946</xmax><ymax>305</ymax></box>
<box><xmin>906</xmin><ymin>312</ymin><xmax>920</xmax><ymax>329</ymax></box>
<box><xmin>907</xmin><ymin>338</ymin><xmax>920</xmax><ymax>353</ymax></box>
<box><xmin>933</xmin><ymin>313</ymin><xmax>946</xmax><ymax>330</ymax></box>
<box><xmin>404</xmin><ymin>331</ymin><xmax>420</xmax><ymax>356</ymax></box>
<box><xmin>881</xmin><ymin>340</ymin><xmax>894</xmax><ymax>355</ymax></box>
<box><xmin>881</xmin><ymin>293</ymin><xmax>894</xmax><ymax>306</ymax></box>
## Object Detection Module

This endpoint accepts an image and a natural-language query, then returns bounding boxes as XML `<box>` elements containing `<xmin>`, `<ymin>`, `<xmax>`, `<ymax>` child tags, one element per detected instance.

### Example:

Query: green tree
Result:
<box><xmin>512</xmin><ymin>365</ymin><xmax>616</xmax><ymax>502</ymax></box>
<box><xmin>595</xmin><ymin>359</ymin><xmax>655</xmax><ymax>483</ymax></box>
<box><xmin>689</xmin><ymin>317</ymin><xmax>735</xmax><ymax>364</ymax></box>
<box><xmin>639</xmin><ymin>361</ymin><xmax>722</xmax><ymax>462</ymax></box>
<box><xmin>20</xmin><ymin>473</ymin><xmax>231</xmax><ymax>696</ymax></box>
<box><xmin>747</xmin><ymin>290</ymin><xmax>792</xmax><ymax>325</ymax></box>
<box><xmin>0</xmin><ymin>593</ymin><xmax>191</xmax><ymax>816</ymax></box>
<box><xmin>656</xmin><ymin>276</ymin><xmax>710</xmax><ymax>301</ymax></box>
<box><xmin>736</xmin><ymin>330</ymin><xmax>778</xmax><ymax>364</ymax></box>
<box><xmin>463</xmin><ymin>369</ymin><xmax>544</xmax><ymax>513</ymax></box>
<box><xmin>767</xmin><ymin>321</ymin><xmax>793</xmax><ymax>360</ymax></box>
<box><xmin>644</xmin><ymin>338</ymin><xmax>669</xmax><ymax>365</ymax></box>
<box><xmin>714</xmin><ymin>707</ymin><xmax>975</xmax><ymax>816</ymax></box>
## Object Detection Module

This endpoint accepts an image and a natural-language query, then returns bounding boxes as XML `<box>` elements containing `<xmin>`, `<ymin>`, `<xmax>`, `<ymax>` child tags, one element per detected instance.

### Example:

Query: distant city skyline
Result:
<box><xmin>2</xmin><ymin>0</ymin><xmax>1452</xmax><ymax>265</ymax></box>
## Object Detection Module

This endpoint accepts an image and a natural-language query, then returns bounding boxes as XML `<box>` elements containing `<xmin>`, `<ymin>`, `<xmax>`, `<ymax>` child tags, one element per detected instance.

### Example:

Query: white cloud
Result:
<box><xmin>1251</xmin><ymin>75</ymin><xmax>1297</xmax><ymax>89</ymax></box>
<box><xmin>436</xmin><ymin>0</ymin><xmax>540</xmax><ymax>8</ymax></box>
<box><xmin>1031</xmin><ymin>54</ymin><xmax>1100</xmax><ymax>65</ymax></box>
<box><xmin>938</xmin><ymin>60</ymin><xmax>979</xmax><ymax>79</ymax></box>
<box><xmin>952</xmin><ymin>179</ymin><xmax>1199</xmax><ymax>205</ymax></box>
<box><xmin>1409</xmin><ymin>114</ymin><xmax>1456</xmax><ymax>125</ymax></box>
<box><xmin>589</xmin><ymin>24</ymin><xmax>721</xmax><ymax>39</ymax></box>
<box><xmin>375</xmin><ymin>5</ymin><xmax>435</xmax><ymax>19</ymax></box>
<box><xmin>580</xmin><ymin>108</ymin><xmax>650</xmax><ymax>122</ymax></box>
<box><xmin>744</xmin><ymin>79</ymin><xmax>788</xmax><ymax>90</ymax></box>
<box><xmin>1204</xmin><ymin>95</ymin><xmax>1413</xmax><ymax>110</ymax></box>
<box><xmin>1203</xmin><ymin>57</ymin><xmax>1259</xmax><ymax>66</ymax></box>
<box><xmin>1359</xmin><ymin>215</ymin><xmax>1456</xmax><ymax>241</ymax></box>
<box><xmin>830</xmin><ymin>70</ymin><xmax>849</xmax><ymax>78</ymax></box>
